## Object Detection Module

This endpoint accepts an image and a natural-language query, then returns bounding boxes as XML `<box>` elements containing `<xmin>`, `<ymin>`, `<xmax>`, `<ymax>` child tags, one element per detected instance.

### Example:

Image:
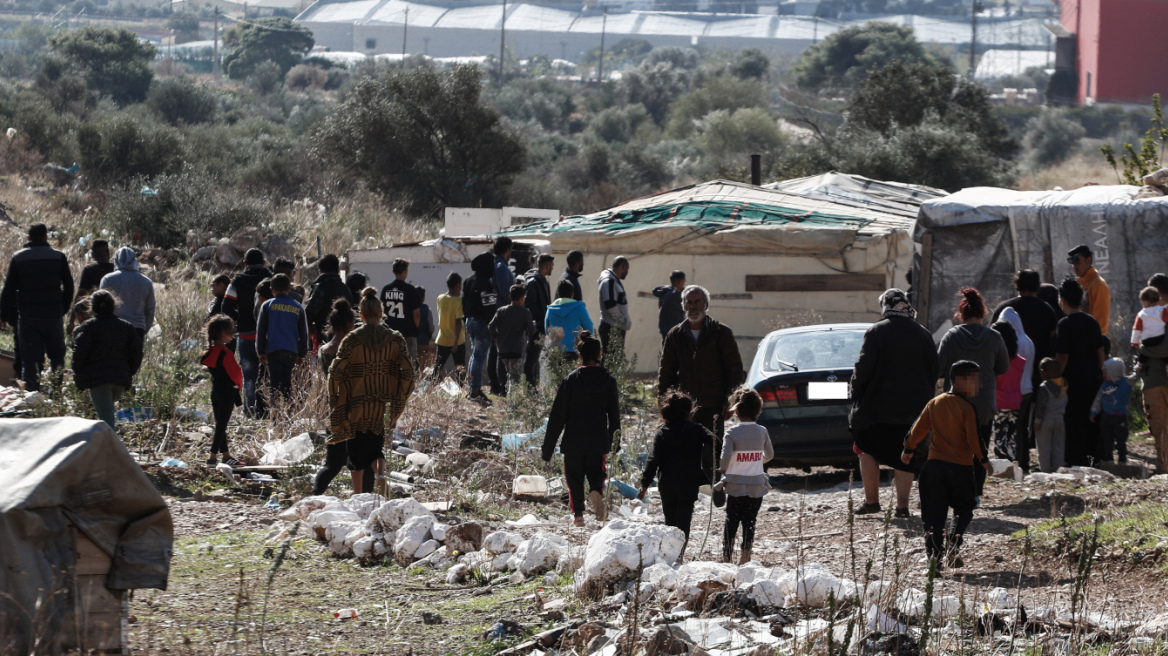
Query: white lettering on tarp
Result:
<box><xmin>1092</xmin><ymin>212</ymin><xmax>1109</xmax><ymax>275</ymax></box>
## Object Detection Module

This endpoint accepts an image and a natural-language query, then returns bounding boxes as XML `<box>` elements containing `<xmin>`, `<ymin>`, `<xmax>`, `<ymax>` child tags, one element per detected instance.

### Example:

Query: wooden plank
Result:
<box><xmin>918</xmin><ymin>232</ymin><xmax>934</xmax><ymax>328</ymax></box>
<box><xmin>73</xmin><ymin>530</ymin><xmax>112</xmax><ymax>576</ymax></box>
<box><xmin>745</xmin><ymin>274</ymin><xmax>886</xmax><ymax>293</ymax></box>
<box><xmin>82</xmin><ymin>611</ymin><xmax>124</xmax><ymax>651</ymax></box>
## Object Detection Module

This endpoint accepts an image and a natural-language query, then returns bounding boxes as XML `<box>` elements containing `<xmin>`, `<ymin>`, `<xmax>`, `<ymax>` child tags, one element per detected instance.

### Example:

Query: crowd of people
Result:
<box><xmin>5</xmin><ymin>223</ymin><xmax>1168</xmax><ymax>568</ymax></box>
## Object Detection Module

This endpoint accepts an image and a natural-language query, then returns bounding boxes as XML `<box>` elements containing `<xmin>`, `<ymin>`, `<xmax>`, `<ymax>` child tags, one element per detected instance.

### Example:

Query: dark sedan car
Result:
<box><xmin>746</xmin><ymin>323</ymin><xmax>871</xmax><ymax>470</ymax></box>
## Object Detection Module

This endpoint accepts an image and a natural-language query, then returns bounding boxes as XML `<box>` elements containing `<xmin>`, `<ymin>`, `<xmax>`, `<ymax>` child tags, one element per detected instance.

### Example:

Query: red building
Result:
<box><xmin>1052</xmin><ymin>0</ymin><xmax>1168</xmax><ymax>105</ymax></box>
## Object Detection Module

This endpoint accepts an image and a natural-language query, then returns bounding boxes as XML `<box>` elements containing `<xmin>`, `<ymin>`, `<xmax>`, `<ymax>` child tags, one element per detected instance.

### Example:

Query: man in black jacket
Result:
<box><xmin>848</xmin><ymin>288</ymin><xmax>939</xmax><ymax>517</ymax></box>
<box><xmin>221</xmin><ymin>248</ymin><xmax>272</xmax><ymax>416</ymax></box>
<box><xmin>523</xmin><ymin>253</ymin><xmax>554</xmax><ymax>386</ymax></box>
<box><xmin>658</xmin><ymin>285</ymin><xmax>744</xmax><ymax>442</ymax></box>
<box><xmin>0</xmin><ymin>223</ymin><xmax>74</xmax><ymax>391</ymax></box>
<box><xmin>559</xmin><ymin>250</ymin><xmax>584</xmax><ymax>302</ymax></box>
<box><xmin>462</xmin><ymin>251</ymin><xmax>498</xmax><ymax>403</ymax></box>
<box><xmin>305</xmin><ymin>254</ymin><xmax>355</xmax><ymax>347</ymax></box>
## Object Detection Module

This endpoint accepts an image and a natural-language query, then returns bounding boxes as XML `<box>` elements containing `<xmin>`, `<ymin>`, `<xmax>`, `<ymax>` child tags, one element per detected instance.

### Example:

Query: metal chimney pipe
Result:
<box><xmin>750</xmin><ymin>154</ymin><xmax>761</xmax><ymax>186</ymax></box>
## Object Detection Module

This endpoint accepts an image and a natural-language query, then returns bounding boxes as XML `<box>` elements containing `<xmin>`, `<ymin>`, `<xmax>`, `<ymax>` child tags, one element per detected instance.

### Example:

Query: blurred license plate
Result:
<box><xmin>807</xmin><ymin>382</ymin><xmax>849</xmax><ymax>400</ymax></box>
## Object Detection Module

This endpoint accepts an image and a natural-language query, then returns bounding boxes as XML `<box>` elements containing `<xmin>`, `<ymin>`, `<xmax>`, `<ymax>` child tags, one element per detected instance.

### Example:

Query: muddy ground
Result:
<box><xmin>125</xmin><ymin>433</ymin><xmax>1168</xmax><ymax>655</ymax></box>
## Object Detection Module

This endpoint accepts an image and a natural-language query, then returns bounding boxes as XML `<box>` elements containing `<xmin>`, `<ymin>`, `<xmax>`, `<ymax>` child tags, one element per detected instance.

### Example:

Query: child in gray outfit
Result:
<box><xmin>719</xmin><ymin>387</ymin><xmax>773</xmax><ymax>564</ymax></box>
<box><xmin>1033</xmin><ymin>357</ymin><xmax>1068</xmax><ymax>472</ymax></box>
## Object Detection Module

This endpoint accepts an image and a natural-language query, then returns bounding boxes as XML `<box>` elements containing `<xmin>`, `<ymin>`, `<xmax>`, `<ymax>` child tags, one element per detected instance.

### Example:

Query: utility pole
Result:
<box><xmin>402</xmin><ymin>6</ymin><xmax>408</xmax><ymax>62</ymax></box>
<box><xmin>498</xmin><ymin>0</ymin><xmax>506</xmax><ymax>84</ymax></box>
<box><xmin>812</xmin><ymin>16</ymin><xmax>817</xmax><ymax>44</ymax></box>
<box><xmin>597</xmin><ymin>9</ymin><xmax>607</xmax><ymax>82</ymax></box>
<box><xmin>212</xmin><ymin>6</ymin><xmax>220</xmax><ymax>78</ymax></box>
<box><xmin>969</xmin><ymin>0</ymin><xmax>978</xmax><ymax>77</ymax></box>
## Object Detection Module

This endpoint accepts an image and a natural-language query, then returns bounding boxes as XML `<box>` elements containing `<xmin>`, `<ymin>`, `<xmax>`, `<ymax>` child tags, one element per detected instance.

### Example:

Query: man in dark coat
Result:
<box><xmin>849</xmin><ymin>288</ymin><xmax>939</xmax><ymax>517</ymax></box>
<box><xmin>657</xmin><ymin>284</ymin><xmax>744</xmax><ymax>442</ymax></box>
<box><xmin>523</xmin><ymin>253</ymin><xmax>554</xmax><ymax>387</ymax></box>
<box><xmin>305</xmin><ymin>254</ymin><xmax>355</xmax><ymax>347</ymax></box>
<box><xmin>559</xmin><ymin>250</ymin><xmax>585</xmax><ymax>302</ymax></box>
<box><xmin>0</xmin><ymin>223</ymin><xmax>74</xmax><ymax>391</ymax></box>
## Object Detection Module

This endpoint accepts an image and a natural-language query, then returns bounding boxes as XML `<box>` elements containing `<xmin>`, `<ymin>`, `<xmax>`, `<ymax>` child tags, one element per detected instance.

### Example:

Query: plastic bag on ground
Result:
<box><xmin>259</xmin><ymin>432</ymin><xmax>315</xmax><ymax>466</ymax></box>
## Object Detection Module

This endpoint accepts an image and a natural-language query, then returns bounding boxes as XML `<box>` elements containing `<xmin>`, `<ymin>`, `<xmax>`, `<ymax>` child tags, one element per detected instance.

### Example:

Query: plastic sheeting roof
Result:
<box><xmin>915</xmin><ymin>185</ymin><xmax>1168</xmax><ymax>338</ymax></box>
<box><xmin>765</xmin><ymin>171</ymin><xmax>947</xmax><ymax>219</ymax></box>
<box><xmin>299</xmin><ymin>0</ymin><xmax>1050</xmax><ymax>48</ymax></box>
<box><xmin>973</xmin><ymin>48</ymin><xmax>1051</xmax><ymax>80</ymax></box>
<box><xmin>499</xmin><ymin>178</ymin><xmax>919</xmax><ymax>255</ymax></box>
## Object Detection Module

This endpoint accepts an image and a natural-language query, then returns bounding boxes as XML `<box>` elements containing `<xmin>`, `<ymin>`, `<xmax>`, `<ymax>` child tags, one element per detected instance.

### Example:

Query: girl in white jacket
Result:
<box><xmin>719</xmin><ymin>387</ymin><xmax>773</xmax><ymax>564</ymax></box>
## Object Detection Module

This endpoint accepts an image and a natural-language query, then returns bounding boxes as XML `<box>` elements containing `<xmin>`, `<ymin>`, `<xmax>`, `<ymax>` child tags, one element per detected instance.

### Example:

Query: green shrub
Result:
<box><xmin>285</xmin><ymin>63</ymin><xmax>327</xmax><ymax>91</ymax></box>
<box><xmin>247</xmin><ymin>60</ymin><xmax>284</xmax><ymax>96</ymax></box>
<box><xmin>103</xmin><ymin>171</ymin><xmax>270</xmax><ymax>248</ymax></box>
<box><xmin>1023</xmin><ymin>108</ymin><xmax>1086</xmax><ymax>169</ymax></box>
<box><xmin>78</xmin><ymin>115</ymin><xmax>184</xmax><ymax>186</ymax></box>
<box><xmin>148</xmin><ymin>76</ymin><xmax>217</xmax><ymax>126</ymax></box>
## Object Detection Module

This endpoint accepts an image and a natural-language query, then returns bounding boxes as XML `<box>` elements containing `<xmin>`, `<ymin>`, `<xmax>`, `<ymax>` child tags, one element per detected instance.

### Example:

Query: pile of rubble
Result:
<box><xmin>187</xmin><ymin>226</ymin><xmax>296</xmax><ymax>269</ymax></box>
<box><xmin>1135</xmin><ymin>168</ymin><xmax>1168</xmax><ymax>199</ymax></box>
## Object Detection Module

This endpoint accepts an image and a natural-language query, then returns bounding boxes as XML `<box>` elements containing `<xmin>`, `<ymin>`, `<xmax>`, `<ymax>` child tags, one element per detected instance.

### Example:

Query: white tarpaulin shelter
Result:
<box><xmin>913</xmin><ymin>185</ymin><xmax>1168</xmax><ymax>345</ymax></box>
<box><xmin>0</xmin><ymin>418</ymin><xmax>173</xmax><ymax>653</ymax></box>
<box><xmin>500</xmin><ymin>175</ymin><xmax>946</xmax><ymax>372</ymax></box>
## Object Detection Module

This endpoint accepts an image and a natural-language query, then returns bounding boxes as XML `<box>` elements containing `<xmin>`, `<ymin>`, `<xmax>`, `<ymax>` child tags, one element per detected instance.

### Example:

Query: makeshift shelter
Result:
<box><xmin>500</xmin><ymin>175</ymin><xmax>946</xmax><ymax>373</ymax></box>
<box><xmin>913</xmin><ymin>185</ymin><xmax>1168</xmax><ymax>345</ymax></box>
<box><xmin>0</xmin><ymin>418</ymin><xmax>173</xmax><ymax>653</ymax></box>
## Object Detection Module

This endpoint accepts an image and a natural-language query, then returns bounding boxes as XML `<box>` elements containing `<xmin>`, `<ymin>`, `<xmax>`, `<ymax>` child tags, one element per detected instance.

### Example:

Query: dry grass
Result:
<box><xmin>1017</xmin><ymin>152</ymin><xmax>1121</xmax><ymax>191</ymax></box>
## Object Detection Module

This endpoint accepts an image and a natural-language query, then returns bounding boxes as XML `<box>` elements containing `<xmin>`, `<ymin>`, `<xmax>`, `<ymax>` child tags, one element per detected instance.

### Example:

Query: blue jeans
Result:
<box><xmin>466</xmin><ymin>318</ymin><xmax>492</xmax><ymax>393</ymax></box>
<box><xmin>238</xmin><ymin>338</ymin><xmax>260</xmax><ymax>416</ymax></box>
<box><xmin>18</xmin><ymin>316</ymin><xmax>66</xmax><ymax>392</ymax></box>
<box><xmin>89</xmin><ymin>383</ymin><xmax>125</xmax><ymax>432</ymax></box>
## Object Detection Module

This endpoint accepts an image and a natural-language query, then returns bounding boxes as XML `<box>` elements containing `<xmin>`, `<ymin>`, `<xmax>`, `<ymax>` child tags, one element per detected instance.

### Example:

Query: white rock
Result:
<box><xmin>352</xmin><ymin>536</ymin><xmax>377</xmax><ymax>560</ymax></box>
<box><xmin>676</xmin><ymin>561</ymin><xmax>738</xmax><ymax>597</ymax></box>
<box><xmin>366</xmin><ymin>497</ymin><xmax>432</xmax><ymax>534</ymax></box>
<box><xmin>775</xmin><ymin>565</ymin><xmax>857</xmax><ymax>608</ymax></box>
<box><xmin>543</xmin><ymin>571</ymin><xmax>560</xmax><ymax>586</ymax></box>
<box><xmin>285</xmin><ymin>495</ymin><xmax>340</xmax><ymax>521</ymax></box>
<box><xmin>431</xmin><ymin>524</ymin><xmax>447</xmax><ymax>542</ymax></box>
<box><xmin>641</xmin><ymin>562</ymin><xmax>681</xmax><ymax>591</ymax></box>
<box><xmin>492</xmin><ymin>552</ymin><xmax>514</xmax><ymax>571</ymax></box>
<box><xmin>343</xmin><ymin>493</ymin><xmax>386</xmax><ymax>519</ymax></box>
<box><xmin>482</xmin><ymin>530</ymin><xmax>523</xmax><ymax>554</ymax></box>
<box><xmin>372</xmin><ymin>539</ymin><xmax>389</xmax><ymax>557</ymax></box>
<box><xmin>459</xmin><ymin>550</ymin><xmax>491</xmax><ymax>568</ymax></box>
<box><xmin>393</xmin><ymin>514</ymin><xmax>436</xmax><ymax>564</ymax></box>
<box><xmin>1138</xmin><ymin>612</ymin><xmax>1168</xmax><ymax>637</ymax></box>
<box><xmin>512</xmin><ymin>531</ymin><xmax>570</xmax><ymax>576</ymax></box>
<box><xmin>447</xmin><ymin>563</ymin><xmax>470</xmax><ymax>584</ymax></box>
<box><xmin>748</xmin><ymin>579</ymin><xmax>785</xmax><ymax>607</ymax></box>
<box><xmin>308</xmin><ymin>508</ymin><xmax>360</xmax><ymax>538</ymax></box>
<box><xmin>573</xmin><ymin>520</ymin><xmax>686</xmax><ymax>591</ymax></box>
<box><xmin>735</xmin><ymin>561</ymin><xmax>771</xmax><ymax>588</ymax></box>
<box><xmin>414</xmin><ymin>539</ymin><xmax>439</xmax><ymax>560</ymax></box>
<box><xmin>864</xmin><ymin>580</ymin><xmax>894</xmax><ymax>605</ymax></box>
<box><xmin>556</xmin><ymin>546</ymin><xmax>586</xmax><ymax>575</ymax></box>
<box><xmin>325</xmin><ymin>520</ymin><xmax>366</xmax><ymax>557</ymax></box>
<box><xmin>896</xmin><ymin>588</ymin><xmax>927</xmax><ymax>618</ymax></box>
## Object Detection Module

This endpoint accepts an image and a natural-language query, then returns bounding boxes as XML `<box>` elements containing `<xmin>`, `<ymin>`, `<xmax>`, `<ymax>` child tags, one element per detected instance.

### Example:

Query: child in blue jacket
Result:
<box><xmin>544</xmin><ymin>279</ymin><xmax>593</xmax><ymax>360</ymax></box>
<box><xmin>1090</xmin><ymin>357</ymin><xmax>1139</xmax><ymax>464</ymax></box>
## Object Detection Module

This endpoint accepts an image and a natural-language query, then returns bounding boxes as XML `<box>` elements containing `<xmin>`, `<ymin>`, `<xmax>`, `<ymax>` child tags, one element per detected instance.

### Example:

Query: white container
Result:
<box><xmin>513</xmin><ymin>475</ymin><xmax>548</xmax><ymax>496</ymax></box>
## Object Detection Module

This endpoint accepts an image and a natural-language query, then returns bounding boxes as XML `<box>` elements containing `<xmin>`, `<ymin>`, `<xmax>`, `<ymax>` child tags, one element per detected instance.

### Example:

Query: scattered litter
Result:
<box><xmin>513</xmin><ymin>475</ymin><xmax>548</xmax><ymax>496</ymax></box>
<box><xmin>333</xmin><ymin>609</ymin><xmax>357</xmax><ymax>620</ymax></box>
<box><xmin>608</xmin><ymin>478</ymin><xmax>638</xmax><ymax>499</ymax></box>
<box><xmin>264</xmin><ymin>499</ymin><xmax>282</xmax><ymax>509</ymax></box>
<box><xmin>502</xmin><ymin>419</ymin><xmax>547</xmax><ymax>450</ymax></box>
<box><xmin>438</xmin><ymin>378</ymin><xmax>462</xmax><ymax>396</ymax></box>
<box><xmin>159</xmin><ymin>458</ymin><xmax>186</xmax><ymax>468</ymax></box>
<box><xmin>116</xmin><ymin>407</ymin><xmax>155</xmax><ymax>423</ymax></box>
<box><xmin>259</xmin><ymin>433</ymin><xmax>315</xmax><ymax>466</ymax></box>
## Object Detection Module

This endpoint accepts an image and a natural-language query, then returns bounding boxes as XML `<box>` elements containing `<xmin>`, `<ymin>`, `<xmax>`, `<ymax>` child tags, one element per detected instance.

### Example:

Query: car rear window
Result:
<box><xmin>763</xmin><ymin>330</ymin><xmax>865</xmax><ymax>373</ymax></box>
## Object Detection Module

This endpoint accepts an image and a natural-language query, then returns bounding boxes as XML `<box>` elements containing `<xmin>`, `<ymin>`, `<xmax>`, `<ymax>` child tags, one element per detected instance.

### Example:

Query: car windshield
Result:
<box><xmin>763</xmin><ymin>329</ymin><xmax>865</xmax><ymax>373</ymax></box>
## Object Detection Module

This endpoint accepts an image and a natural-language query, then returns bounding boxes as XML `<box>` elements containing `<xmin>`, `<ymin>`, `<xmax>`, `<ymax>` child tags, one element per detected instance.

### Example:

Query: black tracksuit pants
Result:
<box><xmin>210</xmin><ymin>387</ymin><xmax>237</xmax><ymax>454</ymax></box>
<box><xmin>723</xmin><ymin>495</ymin><xmax>763</xmax><ymax>561</ymax></box>
<box><xmin>918</xmin><ymin>459</ymin><xmax>977</xmax><ymax>561</ymax></box>
<box><xmin>564</xmin><ymin>452</ymin><xmax>606</xmax><ymax>517</ymax></box>
<box><xmin>659</xmin><ymin>485</ymin><xmax>700</xmax><ymax>538</ymax></box>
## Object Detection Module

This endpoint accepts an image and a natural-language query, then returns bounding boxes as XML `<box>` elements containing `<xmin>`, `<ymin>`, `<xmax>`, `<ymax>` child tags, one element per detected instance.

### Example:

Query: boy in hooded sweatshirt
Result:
<box><xmin>541</xmin><ymin>331</ymin><xmax>620</xmax><ymax>526</ymax></box>
<box><xmin>462</xmin><ymin>251</ymin><xmax>499</xmax><ymax>403</ymax></box>
<box><xmin>99</xmin><ymin>247</ymin><xmax>156</xmax><ymax>337</ymax></box>
<box><xmin>1033</xmin><ymin>357</ymin><xmax>1068</xmax><ymax>471</ymax></box>
<box><xmin>1091</xmin><ymin>357</ymin><xmax>1139</xmax><ymax>464</ymax></box>
<box><xmin>545</xmin><ymin>279</ymin><xmax>594</xmax><ymax>361</ymax></box>
<box><xmin>489</xmin><ymin>285</ymin><xmax>536</xmax><ymax>389</ymax></box>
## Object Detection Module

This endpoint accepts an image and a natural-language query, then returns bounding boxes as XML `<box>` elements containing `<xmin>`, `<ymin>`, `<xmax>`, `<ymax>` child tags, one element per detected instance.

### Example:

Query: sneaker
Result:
<box><xmin>588</xmin><ymin>490</ymin><xmax>606</xmax><ymax>522</ymax></box>
<box><xmin>466</xmin><ymin>390</ymin><xmax>492</xmax><ymax>405</ymax></box>
<box><xmin>894</xmin><ymin>507</ymin><xmax>911</xmax><ymax>519</ymax></box>
<box><xmin>221</xmin><ymin>455</ymin><xmax>241</xmax><ymax>468</ymax></box>
<box><xmin>974</xmin><ymin>496</ymin><xmax>981</xmax><ymax>508</ymax></box>
<box><xmin>946</xmin><ymin>552</ymin><xmax>965</xmax><ymax>568</ymax></box>
<box><xmin>205</xmin><ymin>456</ymin><xmax>218</xmax><ymax>467</ymax></box>
<box><xmin>854</xmin><ymin>502</ymin><xmax>882</xmax><ymax>516</ymax></box>
<box><xmin>573</xmin><ymin>516</ymin><xmax>585</xmax><ymax>527</ymax></box>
